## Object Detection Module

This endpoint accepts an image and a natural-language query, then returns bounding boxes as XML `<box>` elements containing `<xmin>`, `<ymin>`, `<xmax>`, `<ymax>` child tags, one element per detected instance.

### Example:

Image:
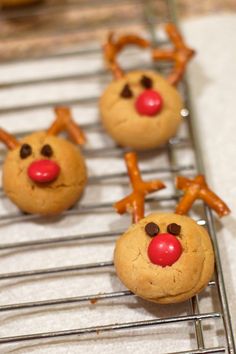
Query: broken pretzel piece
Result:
<box><xmin>176</xmin><ymin>175</ymin><xmax>230</xmax><ymax>217</ymax></box>
<box><xmin>0</xmin><ymin>128</ymin><xmax>20</xmax><ymax>150</ymax></box>
<box><xmin>114</xmin><ymin>152</ymin><xmax>166</xmax><ymax>223</ymax></box>
<box><xmin>104</xmin><ymin>32</ymin><xmax>150</xmax><ymax>80</ymax></box>
<box><xmin>152</xmin><ymin>23</ymin><xmax>195</xmax><ymax>85</ymax></box>
<box><xmin>47</xmin><ymin>106</ymin><xmax>86</xmax><ymax>145</ymax></box>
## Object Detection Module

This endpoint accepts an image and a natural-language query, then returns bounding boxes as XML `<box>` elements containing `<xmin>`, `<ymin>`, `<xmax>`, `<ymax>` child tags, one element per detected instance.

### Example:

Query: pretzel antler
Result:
<box><xmin>104</xmin><ymin>32</ymin><xmax>150</xmax><ymax>79</ymax></box>
<box><xmin>0</xmin><ymin>128</ymin><xmax>20</xmax><ymax>150</ymax></box>
<box><xmin>47</xmin><ymin>107</ymin><xmax>86</xmax><ymax>145</ymax></box>
<box><xmin>114</xmin><ymin>152</ymin><xmax>166</xmax><ymax>223</ymax></box>
<box><xmin>152</xmin><ymin>23</ymin><xmax>195</xmax><ymax>85</ymax></box>
<box><xmin>175</xmin><ymin>175</ymin><xmax>230</xmax><ymax>217</ymax></box>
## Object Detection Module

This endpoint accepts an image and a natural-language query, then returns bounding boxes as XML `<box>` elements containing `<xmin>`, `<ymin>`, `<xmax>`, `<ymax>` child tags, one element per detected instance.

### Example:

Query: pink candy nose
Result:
<box><xmin>28</xmin><ymin>159</ymin><xmax>60</xmax><ymax>183</ymax></box>
<box><xmin>135</xmin><ymin>89</ymin><xmax>163</xmax><ymax>116</ymax></box>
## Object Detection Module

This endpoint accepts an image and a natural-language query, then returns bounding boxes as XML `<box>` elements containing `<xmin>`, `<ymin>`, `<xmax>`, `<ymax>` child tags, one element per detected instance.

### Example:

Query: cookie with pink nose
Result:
<box><xmin>100</xmin><ymin>24</ymin><xmax>195</xmax><ymax>151</ymax></box>
<box><xmin>1</xmin><ymin>107</ymin><xmax>87</xmax><ymax>215</ymax></box>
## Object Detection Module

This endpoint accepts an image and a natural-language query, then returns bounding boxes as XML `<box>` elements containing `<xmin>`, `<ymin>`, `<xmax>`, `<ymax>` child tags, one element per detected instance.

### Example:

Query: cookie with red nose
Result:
<box><xmin>3</xmin><ymin>132</ymin><xmax>87</xmax><ymax>215</ymax></box>
<box><xmin>100</xmin><ymin>24</ymin><xmax>195</xmax><ymax>151</ymax></box>
<box><xmin>100</xmin><ymin>70</ymin><xmax>183</xmax><ymax>150</ymax></box>
<box><xmin>113</xmin><ymin>152</ymin><xmax>230</xmax><ymax>304</ymax></box>
<box><xmin>1</xmin><ymin>107</ymin><xmax>87</xmax><ymax>216</ymax></box>
<box><xmin>114</xmin><ymin>213</ymin><xmax>214</xmax><ymax>304</ymax></box>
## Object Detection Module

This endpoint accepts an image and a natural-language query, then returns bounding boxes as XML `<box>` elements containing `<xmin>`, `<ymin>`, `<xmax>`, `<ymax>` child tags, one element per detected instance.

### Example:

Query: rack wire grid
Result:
<box><xmin>0</xmin><ymin>0</ymin><xmax>235</xmax><ymax>353</ymax></box>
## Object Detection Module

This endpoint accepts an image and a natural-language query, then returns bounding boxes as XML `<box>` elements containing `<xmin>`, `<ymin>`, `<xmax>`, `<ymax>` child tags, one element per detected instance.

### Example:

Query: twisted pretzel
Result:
<box><xmin>114</xmin><ymin>152</ymin><xmax>166</xmax><ymax>223</ymax></box>
<box><xmin>175</xmin><ymin>175</ymin><xmax>230</xmax><ymax>217</ymax></box>
<box><xmin>152</xmin><ymin>23</ymin><xmax>195</xmax><ymax>85</ymax></box>
<box><xmin>0</xmin><ymin>128</ymin><xmax>20</xmax><ymax>150</ymax></box>
<box><xmin>47</xmin><ymin>107</ymin><xmax>86</xmax><ymax>145</ymax></box>
<box><xmin>103</xmin><ymin>32</ymin><xmax>150</xmax><ymax>79</ymax></box>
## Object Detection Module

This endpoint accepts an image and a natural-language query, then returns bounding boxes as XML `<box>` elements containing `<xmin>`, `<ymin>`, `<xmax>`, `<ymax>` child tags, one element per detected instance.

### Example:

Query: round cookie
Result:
<box><xmin>100</xmin><ymin>70</ymin><xmax>183</xmax><ymax>150</ymax></box>
<box><xmin>3</xmin><ymin>132</ymin><xmax>87</xmax><ymax>215</ymax></box>
<box><xmin>114</xmin><ymin>212</ymin><xmax>214</xmax><ymax>304</ymax></box>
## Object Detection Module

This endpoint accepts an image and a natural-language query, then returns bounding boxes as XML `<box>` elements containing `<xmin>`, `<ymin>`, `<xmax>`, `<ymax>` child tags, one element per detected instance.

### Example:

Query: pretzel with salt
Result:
<box><xmin>175</xmin><ymin>175</ymin><xmax>230</xmax><ymax>217</ymax></box>
<box><xmin>47</xmin><ymin>106</ymin><xmax>86</xmax><ymax>145</ymax></box>
<box><xmin>114</xmin><ymin>152</ymin><xmax>166</xmax><ymax>223</ymax></box>
<box><xmin>152</xmin><ymin>23</ymin><xmax>195</xmax><ymax>85</ymax></box>
<box><xmin>103</xmin><ymin>32</ymin><xmax>150</xmax><ymax>80</ymax></box>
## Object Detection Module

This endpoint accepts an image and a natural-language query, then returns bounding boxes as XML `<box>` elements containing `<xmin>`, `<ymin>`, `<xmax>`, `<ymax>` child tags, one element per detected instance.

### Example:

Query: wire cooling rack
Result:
<box><xmin>0</xmin><ymin>0</ymin><xmax>235</xmax><ymax>353</ymax></box>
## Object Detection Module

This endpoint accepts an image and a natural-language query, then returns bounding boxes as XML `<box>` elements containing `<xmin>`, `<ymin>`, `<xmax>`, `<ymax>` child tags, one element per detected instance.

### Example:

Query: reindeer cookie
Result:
<box><xmin>113</xmin><ymin>153</ymin><xmax>230</xmax><ymax>304</ymax></box>
<box><xmin>100</xmin><ymin>24</ymin><xmax>195</xmax><ymax>150</ymax></box>
<box><xmin>1</xmin><ymin>107</ymin><xmax>87</xmax><ymax>215</ymax></box>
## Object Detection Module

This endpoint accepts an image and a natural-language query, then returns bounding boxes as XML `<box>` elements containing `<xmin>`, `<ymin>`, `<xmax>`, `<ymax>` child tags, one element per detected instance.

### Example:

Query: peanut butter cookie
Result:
<box><xmin>0</xmin><ymin>107</ymin><xmax>87</xmax><ymax>215</ymax></box>
<box><xmin>114</xmin><ymin>213</ymin><xmax>214</xmax><ymax>304</ymax></box>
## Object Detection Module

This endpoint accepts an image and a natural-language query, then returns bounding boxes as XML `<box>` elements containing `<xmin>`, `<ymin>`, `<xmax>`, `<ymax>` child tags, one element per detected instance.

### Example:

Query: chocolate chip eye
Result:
<box><xmin>20</xmin><ymin>144</ymin><xmax>32</xmax><ymax>159</ymax></box>
<box><xmin>167</xmin><ymin>223</ymin><xmax>181</xmax><ymax>236</ymax></box>
<box><xmin>145</xmin><ymin>222</ymin><xmax>160</xmax><ymax>237</ymax></box>
<box><xmin>140</xmin><ymin>75</ymin><xmax>153</xmax><ymax>89</ymax></box>
<box><xmin>120</xmin><ymin>84</ymin><xmax>133</xmax><ymax>98</ymax></box>
<box><xmin>41</xmin><ymin>144</ymin><xmax>53</xmax><ymax>158</ymax></box>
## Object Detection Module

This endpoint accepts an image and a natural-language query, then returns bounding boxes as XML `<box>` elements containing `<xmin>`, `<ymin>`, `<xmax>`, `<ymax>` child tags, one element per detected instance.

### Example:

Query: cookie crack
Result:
<box><xmin>132</xmin><ymin>249</ymin><xmax>141</xmax><ymax>262</ymax></box>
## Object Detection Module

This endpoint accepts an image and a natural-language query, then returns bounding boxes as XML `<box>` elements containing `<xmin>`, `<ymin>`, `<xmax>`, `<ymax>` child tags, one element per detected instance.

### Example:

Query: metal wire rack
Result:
<box><xmin>0</xmin><ymin>0</ymin><xmax>235</xmax><ymax>353</ymax></box>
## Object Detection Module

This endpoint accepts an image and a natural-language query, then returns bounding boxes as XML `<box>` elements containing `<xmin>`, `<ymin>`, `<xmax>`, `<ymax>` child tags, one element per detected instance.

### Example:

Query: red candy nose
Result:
<box><xmin>28</xmin><ymin>159</ymin><xmax>60</xmax><ymax>183</ymax></box>
<box><xmin>135</xmin><ymin>89</ymin><xmax>163</xmax><ymax>116</ymax></box>
<box><xmin>148</xmin><ymin>233</ymin><xmax>182</xmax><ymax>267</ymax></box>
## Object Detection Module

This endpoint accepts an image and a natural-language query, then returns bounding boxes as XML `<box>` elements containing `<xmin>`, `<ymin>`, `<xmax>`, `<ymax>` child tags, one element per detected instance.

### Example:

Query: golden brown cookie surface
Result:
<box><xmin>114</xmin><ymin>213</ymin><xmax>214</xmax><ymax>303</ymax></box>
<box><xmin>100</xmin><ymin>70</ymin><xmax>183</xmax><ymax>150</ymax></box>
<box><xmin>3</xmin><ymin>132</ymin><xmax>87</xmax><ymax>215</ymax></box>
